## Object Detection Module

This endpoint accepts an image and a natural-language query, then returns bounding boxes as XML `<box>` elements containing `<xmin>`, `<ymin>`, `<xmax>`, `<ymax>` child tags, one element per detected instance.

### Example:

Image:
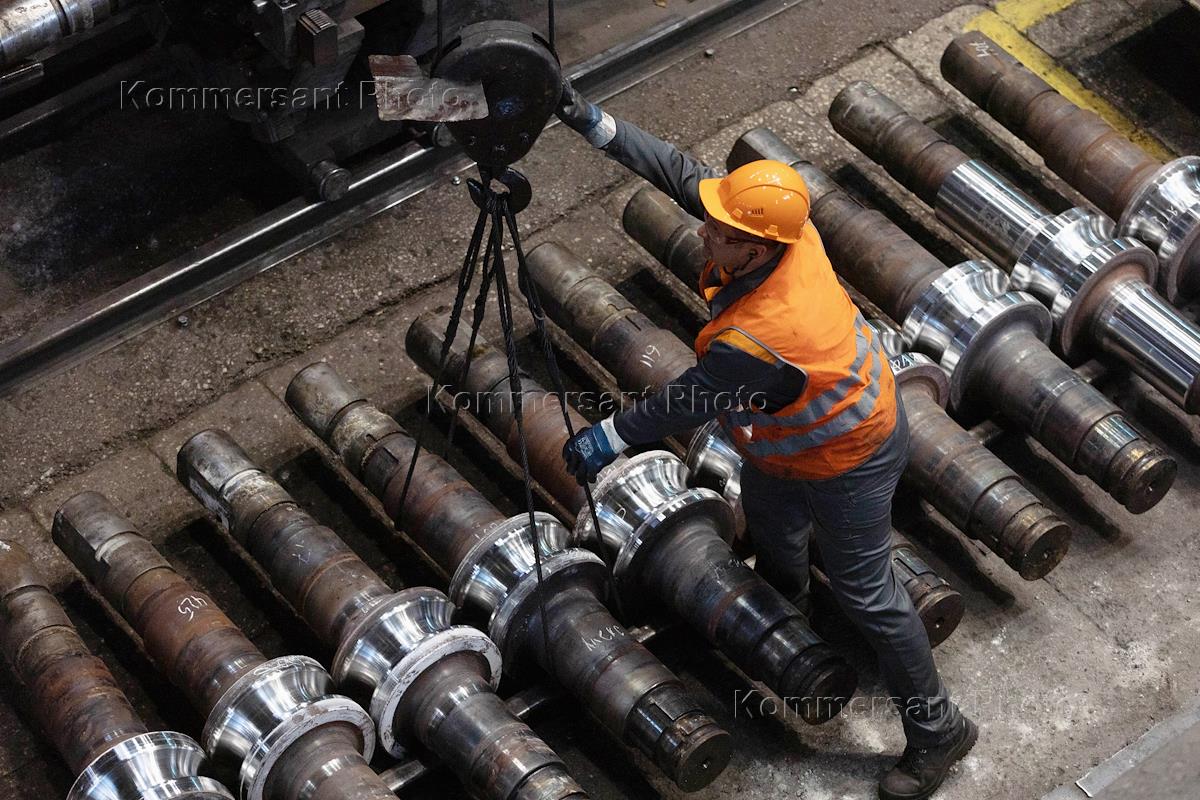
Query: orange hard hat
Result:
<box><xmin>698</xmin><ymin>160</ymin><xmax>810</xmax><ymax>244</ymax></box>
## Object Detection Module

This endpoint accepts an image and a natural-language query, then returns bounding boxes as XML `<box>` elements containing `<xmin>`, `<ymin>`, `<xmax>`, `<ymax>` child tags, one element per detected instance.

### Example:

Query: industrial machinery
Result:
<box><xmin>0</xmin><ymin>1</ymin><xmax>554</xmax><ymax>198</ymax></box>
<box><xmin>405</xmin><ymin>309</ymin><xmax>862</xmax><ymax>714</ymax></box>
<box><xmin>286</xmin><ymin>362</ymin><xmax>733</xmax><ymax>793</ymax></box>
<box><xmin>0</xmin><ymin>539</ymin><xmax>234</xmax><ymax>800</ymax></box>
<box><xmin>941</xmin><ymin>31</ymin><xmax>1200</xmax><ymax>304</ymax></box>
<box><xmin>829</xmin><ymin>81</ymin><xmax>1200</xmax><ymax>418</ymax></box>
<box><xmin>176</xmin><ymin>428</ymin><xmax>587</xmax><ymax>800</ymax></box>
<box><xmin>726</xmin><ymin>126</ymin><xmax>1175</xmax><ymax>516</ymax></box>
<box><xmin>51</xmin><ymin>491</ymin><xmax>393</xmax><ymax>800</ymax></box>
<box><xmin>620</xmin><ymin>188</ymin><xmax>1073</xmax><ymax>578</ymax></box>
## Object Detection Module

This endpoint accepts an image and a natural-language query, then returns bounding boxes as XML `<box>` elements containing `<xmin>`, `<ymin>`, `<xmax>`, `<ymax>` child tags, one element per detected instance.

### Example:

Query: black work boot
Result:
<box><xmin>878</xmin><ymin>716</ymin><xmax>978</xmax><ymax>800</ymax></box>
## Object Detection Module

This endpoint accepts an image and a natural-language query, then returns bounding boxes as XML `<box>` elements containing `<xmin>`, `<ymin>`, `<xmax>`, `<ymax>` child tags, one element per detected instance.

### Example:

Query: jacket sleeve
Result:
<box><xmin>611</xmin><ymin>338</ymin><xmax>808</xmax><ymax>446</ymax></box>
<box><xmin>603</xmin><ymin>119</ymin><xmax>719</xmax><ymax>220</ymax></box>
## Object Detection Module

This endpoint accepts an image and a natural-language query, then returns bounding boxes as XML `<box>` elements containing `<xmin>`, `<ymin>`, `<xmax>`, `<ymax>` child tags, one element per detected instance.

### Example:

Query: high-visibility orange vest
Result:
<box><xmin>694</xmin><ymin>222</ymin><xmax>897</xmax><ymax>480</ymax></box>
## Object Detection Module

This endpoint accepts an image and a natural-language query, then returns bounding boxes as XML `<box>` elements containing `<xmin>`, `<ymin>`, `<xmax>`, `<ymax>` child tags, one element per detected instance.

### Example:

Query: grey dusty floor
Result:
<box><xmin>2</xmin><ymin>1</ymin><xmax>1199</xmax><ymax>799</ymax></box>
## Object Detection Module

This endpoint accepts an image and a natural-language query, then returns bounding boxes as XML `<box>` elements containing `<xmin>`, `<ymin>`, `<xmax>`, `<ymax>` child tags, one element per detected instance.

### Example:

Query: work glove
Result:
<box><xmin>556</xmin><ymin>79</ymin><xmax>617</xmax><ymax>148</ymax></box>
<box><xmin>562</xmin><ymin>416</ymin><xmax>627</xmax><ymax>485</ymax></box>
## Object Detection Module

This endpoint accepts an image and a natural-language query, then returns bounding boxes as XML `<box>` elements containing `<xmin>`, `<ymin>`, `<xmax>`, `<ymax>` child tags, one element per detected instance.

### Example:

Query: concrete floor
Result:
<box><xmin>1</xmin><ymin>1</ymin><xmax>1198</xmax><ymax>798</ymax></box>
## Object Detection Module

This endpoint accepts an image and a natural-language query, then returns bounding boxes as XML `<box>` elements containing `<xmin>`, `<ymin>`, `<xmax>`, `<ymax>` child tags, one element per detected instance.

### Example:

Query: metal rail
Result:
<box><xmin>0</xmin><ymin>0</ymin><xmax>805</xmax><ymax>395</ymax></box>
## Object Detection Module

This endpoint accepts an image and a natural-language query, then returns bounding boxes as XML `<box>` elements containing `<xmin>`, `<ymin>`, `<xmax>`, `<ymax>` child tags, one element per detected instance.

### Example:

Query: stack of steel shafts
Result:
<box><xmin>941</xmin><ymin>31</ymin><xmax>1200</xmax><ymax>305</ymax></box>
<box><xmin>285</xmin><ymin>363</ymin><xmax>733</xmax><ymax>793</ymax></box>
<box><xmin>512</xmin><ymin>244</ymin><xmax>968</xmax><ymax>642</ymax></box>
<box><xmin>727</xmin><ymin>126</ymin><xmax>1176</xmax><ymax>519</ymax></box>
<box><xmin>828</xmin><ymin>80</ymin><xmax>1200</xmax><ymax>418</ymax></box>
<box><xmin>174</xmin><ymin>429</ymin><xmax>587</xmax><ymax>800</ymax></box>
<box><xmin>50</xmin><ymin>492</ymin><xmax>396</xmax><ymax>800</ymax></box>
<box><xmin>0</xmin><ymin>540</ymin><xmax>234</xmax><ymax>800</ymax></box>
<box><xmin>618</xmin><ymin>187</ymin><xmax>1075</xmax><ymax>580</ymax></box>
<box><xmin>404</xmin><ymin>309</ymin><xmax>864</xmax><ymax>707</ymax></box>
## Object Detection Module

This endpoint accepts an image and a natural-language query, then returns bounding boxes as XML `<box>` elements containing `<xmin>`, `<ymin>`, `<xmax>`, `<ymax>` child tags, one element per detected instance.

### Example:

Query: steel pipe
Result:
<box><xmin>829</xmin><ymin>81</ymin><xmax>1200</xmax><ymax>417</ymax></box>
<box><xmin>622</xmin><ymin>185</ymin><xmax>1072</xmax><ymax>579</ymax></box>
<box><xmin>51</xmin><ymin>492</ymin><xmax>390</xmax><ymax>800</ymax></box>
<box><xmin>0</xmin><ymin>0</ymin><xmax>120</xmax><ymax>69</ymax></box>
<box><xmin>176</xmin><ymin>430</ymin><xmax>586</xmax><ymax>800</ymax></box>
<box><xmin>941</xmin><ymin>31</ymin><xmax>1200</xmax><ymax>303</ymax></box>
<box><xmin>407</xmin><ymin>305</ymin><xmax>860</xmax><ymax>719</ymax></box>
<box><xmin>286</xmin><ymin>363</ymin><xmax>731</xmax><ymax>793</ymax></box>
<box><xmin>0</xmin><ymin>540</ymin><xmax>233</xmax><ymax>800</ymax></box>
<box><xmin>727</xmin><ymin>126</ymin><xmax>1175</xmax><ymax>516</ymax></box>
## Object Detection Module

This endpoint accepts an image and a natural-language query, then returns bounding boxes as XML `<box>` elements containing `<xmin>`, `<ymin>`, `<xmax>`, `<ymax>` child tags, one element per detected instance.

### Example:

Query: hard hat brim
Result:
<box><xmin>698</xmin><ymin>177</ymin><xmax>804</xmax><ymax>244</ymax></box>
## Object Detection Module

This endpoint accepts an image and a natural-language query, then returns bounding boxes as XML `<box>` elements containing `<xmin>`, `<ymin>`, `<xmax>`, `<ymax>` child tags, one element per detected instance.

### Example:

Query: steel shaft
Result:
<box><xmin>0</xmin><ymin>0</ymin><xmax>120</xmax><ymax>68</ymax></box>
<box><xmin>621</xmin><ymin>184</ymin><xmax>1072</xmax><ymax>576</ymax></box>
<box><xmin>51</xmin><ymin>492</ymin><xmax>389</xmax><ymax>800</ymax></box>
<box><xmin>286</xmin><ymin>364</ymin><xmax>731</xmax><ymax>792</ymax></box>
<box><xmin>1</xmin><ymin>540</ymin><xmax>148</xmax><ymax>772</ymax></box>
<box><xmin>941</xmin><ymin>31</ymin><xmax>1200</xmax><ymax>302</ymax></box>
<box><xmin>176</xmin><ymin>430</ymin><xmax>586</xmax><ymax>800</ymax></box>
<box><xmin>729</xmin><ymin>126</ymin><xmax>1173</xmax><ymax>516</ymax></box>
<box><xmin>829</xmin><ymin>81</ymin><xmax>1200</xmax><ymax>416</ymax></box>
<box><xmin>407</xmin><ymin>306</ymin><xmax>859</xmax><ymax>721</ymax></box>
<box><xmin>0</xmin><ymin>540</ymin><xmax>232</xmax><ymax>800</ymax></box>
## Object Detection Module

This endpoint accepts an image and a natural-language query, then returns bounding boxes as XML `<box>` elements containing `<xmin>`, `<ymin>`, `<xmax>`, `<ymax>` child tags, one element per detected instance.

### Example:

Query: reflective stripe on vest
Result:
<box><xmin>727</xmin><ymin>315</ymin><xmax>885</xmax><ymax>456</ymax></box>
<box><xmin>726</xmin><ymin>313</ymin><xmax>874</xmax><ymax>428</ymax></box>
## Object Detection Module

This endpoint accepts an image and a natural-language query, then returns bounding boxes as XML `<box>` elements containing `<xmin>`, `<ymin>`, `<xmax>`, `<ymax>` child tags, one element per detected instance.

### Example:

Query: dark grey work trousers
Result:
<box><xmin>740</xmin><ymin>399</ymin><xmax>963</xmax><ymax>747</ymax></box>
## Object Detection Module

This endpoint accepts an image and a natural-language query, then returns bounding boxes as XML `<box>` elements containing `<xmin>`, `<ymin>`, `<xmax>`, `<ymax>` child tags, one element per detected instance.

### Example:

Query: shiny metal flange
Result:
<box><xmin>202</xmin><ymin>655</ymin><xmax>375</xmax><ymax>800</ymax></box>
<box><xmin>684</xmin><ymin>421</ymin><xmax>748</xmax><ymax>540</ymax></box>
<box><xmin>68</xmin><ymin>731</ymin><xmax>232</xmax><ymax>800</ymax></box>
<box><xmin>934</xmin><ymin>159</ymin><xmax>1200</xmax><ymax>410</ymax></box>
<box><xmin>574</xmin><ymin>451</ymin><xmax>734</xmax><ymax>608</ymax></box>
<box><xmin>1118</xmin><ymin>156</ymin><xmax>1200</xmax><ymax>303</ymax></box>
<box><xmin>937</xmin><ymin>161</ymin><xmax>1157</xmax><ymax>362</ymax></box>
<box><xmin>900</xmin><ymin>261</ymin><xmax>1052</xmax><ymax>407</ymax></box>
<box><xmin>330</xmin><ymin>589</ymin><xmax>501</xmax><ymax>758</ymax></box>
<box><xmin>685</xmin><ymin>421</ymin><xmax>744</xmax><ymax>509</ymax></box>
<box><xmin>1010</xmin><ymin>207</ymin><xmax>1157</xmax><ymax>361</ymax></box>
<box><xmin>866</xmin><ymin>321</ymin><xmax>906</xmax><ymax>359</ymax></box>
<box><xmin>449</xmin><ymin>511</ymin><xmax>608</xmax><ymax>662</ymax></box>
<box><xmin>890</xmin><ymin>351</ymin><xmax>952</xmax><ymax>409</ymax></box>
<box><xmin>867</xmin><ymin>320</ymin><xmax>951</xmax><ymax>409</ymax></box>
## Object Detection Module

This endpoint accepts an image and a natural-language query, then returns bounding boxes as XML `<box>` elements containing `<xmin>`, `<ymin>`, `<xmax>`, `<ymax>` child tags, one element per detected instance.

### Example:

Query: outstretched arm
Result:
<box><xmin>613</xmin><ymin>336</ymin><xmax>807</xmax><ymax>445</ymax></box>
<box><xmin>556</xmin><ymin>81</ymin><xmax>716</xmax><ymax>218</ymax></box>
<box><xmin>563</xmin><ymin>335</ymin><xmax>808</xmax><ymax>484</ymax></box>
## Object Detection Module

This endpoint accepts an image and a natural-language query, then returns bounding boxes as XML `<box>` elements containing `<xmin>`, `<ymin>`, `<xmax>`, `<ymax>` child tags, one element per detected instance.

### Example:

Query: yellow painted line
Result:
<box><xmin>993</xmin><ymin>0</ymin><xmax>1079</xmax><ymax>31</ymax></box>
<box><xmin>964</xmin><ymin>7</ymin><xmax>1174</xmax><ymax>161</ymax></box>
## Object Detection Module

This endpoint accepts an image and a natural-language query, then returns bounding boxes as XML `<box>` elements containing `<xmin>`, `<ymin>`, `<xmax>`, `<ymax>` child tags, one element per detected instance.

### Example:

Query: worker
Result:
<box><xmin>554</xmin><ymin>82</ymin><xmax>976</xmax><ymax>800</ymax></box>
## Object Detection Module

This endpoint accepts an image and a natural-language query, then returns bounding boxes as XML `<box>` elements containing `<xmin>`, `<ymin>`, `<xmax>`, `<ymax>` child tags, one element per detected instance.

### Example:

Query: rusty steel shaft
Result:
<box><xmin>285</xmin><ymin>363</ymin><xmax>731</xmax><ymax>792</ymax></box>
<box><xmin>0</xmin><ymin>0</ymin><xmax>121</xmax><ymax>69</ymax></box>
<box><xmin>621</xmin><ymin>184</ymin><xmax>1071</xmax><ymax>579</ymax></box>
<box><xmin>407</xmin><ymin>306</ymin><xmax>860</xmax><ymax>719</ymax></box>
<box><xmin>0</xmin><ymin>540</ymin><xmax>232</xmax><ymax>800</ymax></box>
<box><xmin>829</xmin><ymin>80</ymin><xmax>1200</xmax><ymax>419</ymax></box>
<box><xmin>176</xmin><ymin>430</ymin><xmax>587</xmax><ymax>800</ymax></box>
<box><xmin>728</xmin><ymin>126</ymin><xmax>1173</xmax><ymax>517</ymax></box>
<box><xmin>51</xmin><ymin>492</ymin><xmax>390</xmax><ymax>800</ymax></box>
<box><xmin>941</xmin><ymin>31</ymin><xmax>1200</xmax><ymax>303</ymax></box>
